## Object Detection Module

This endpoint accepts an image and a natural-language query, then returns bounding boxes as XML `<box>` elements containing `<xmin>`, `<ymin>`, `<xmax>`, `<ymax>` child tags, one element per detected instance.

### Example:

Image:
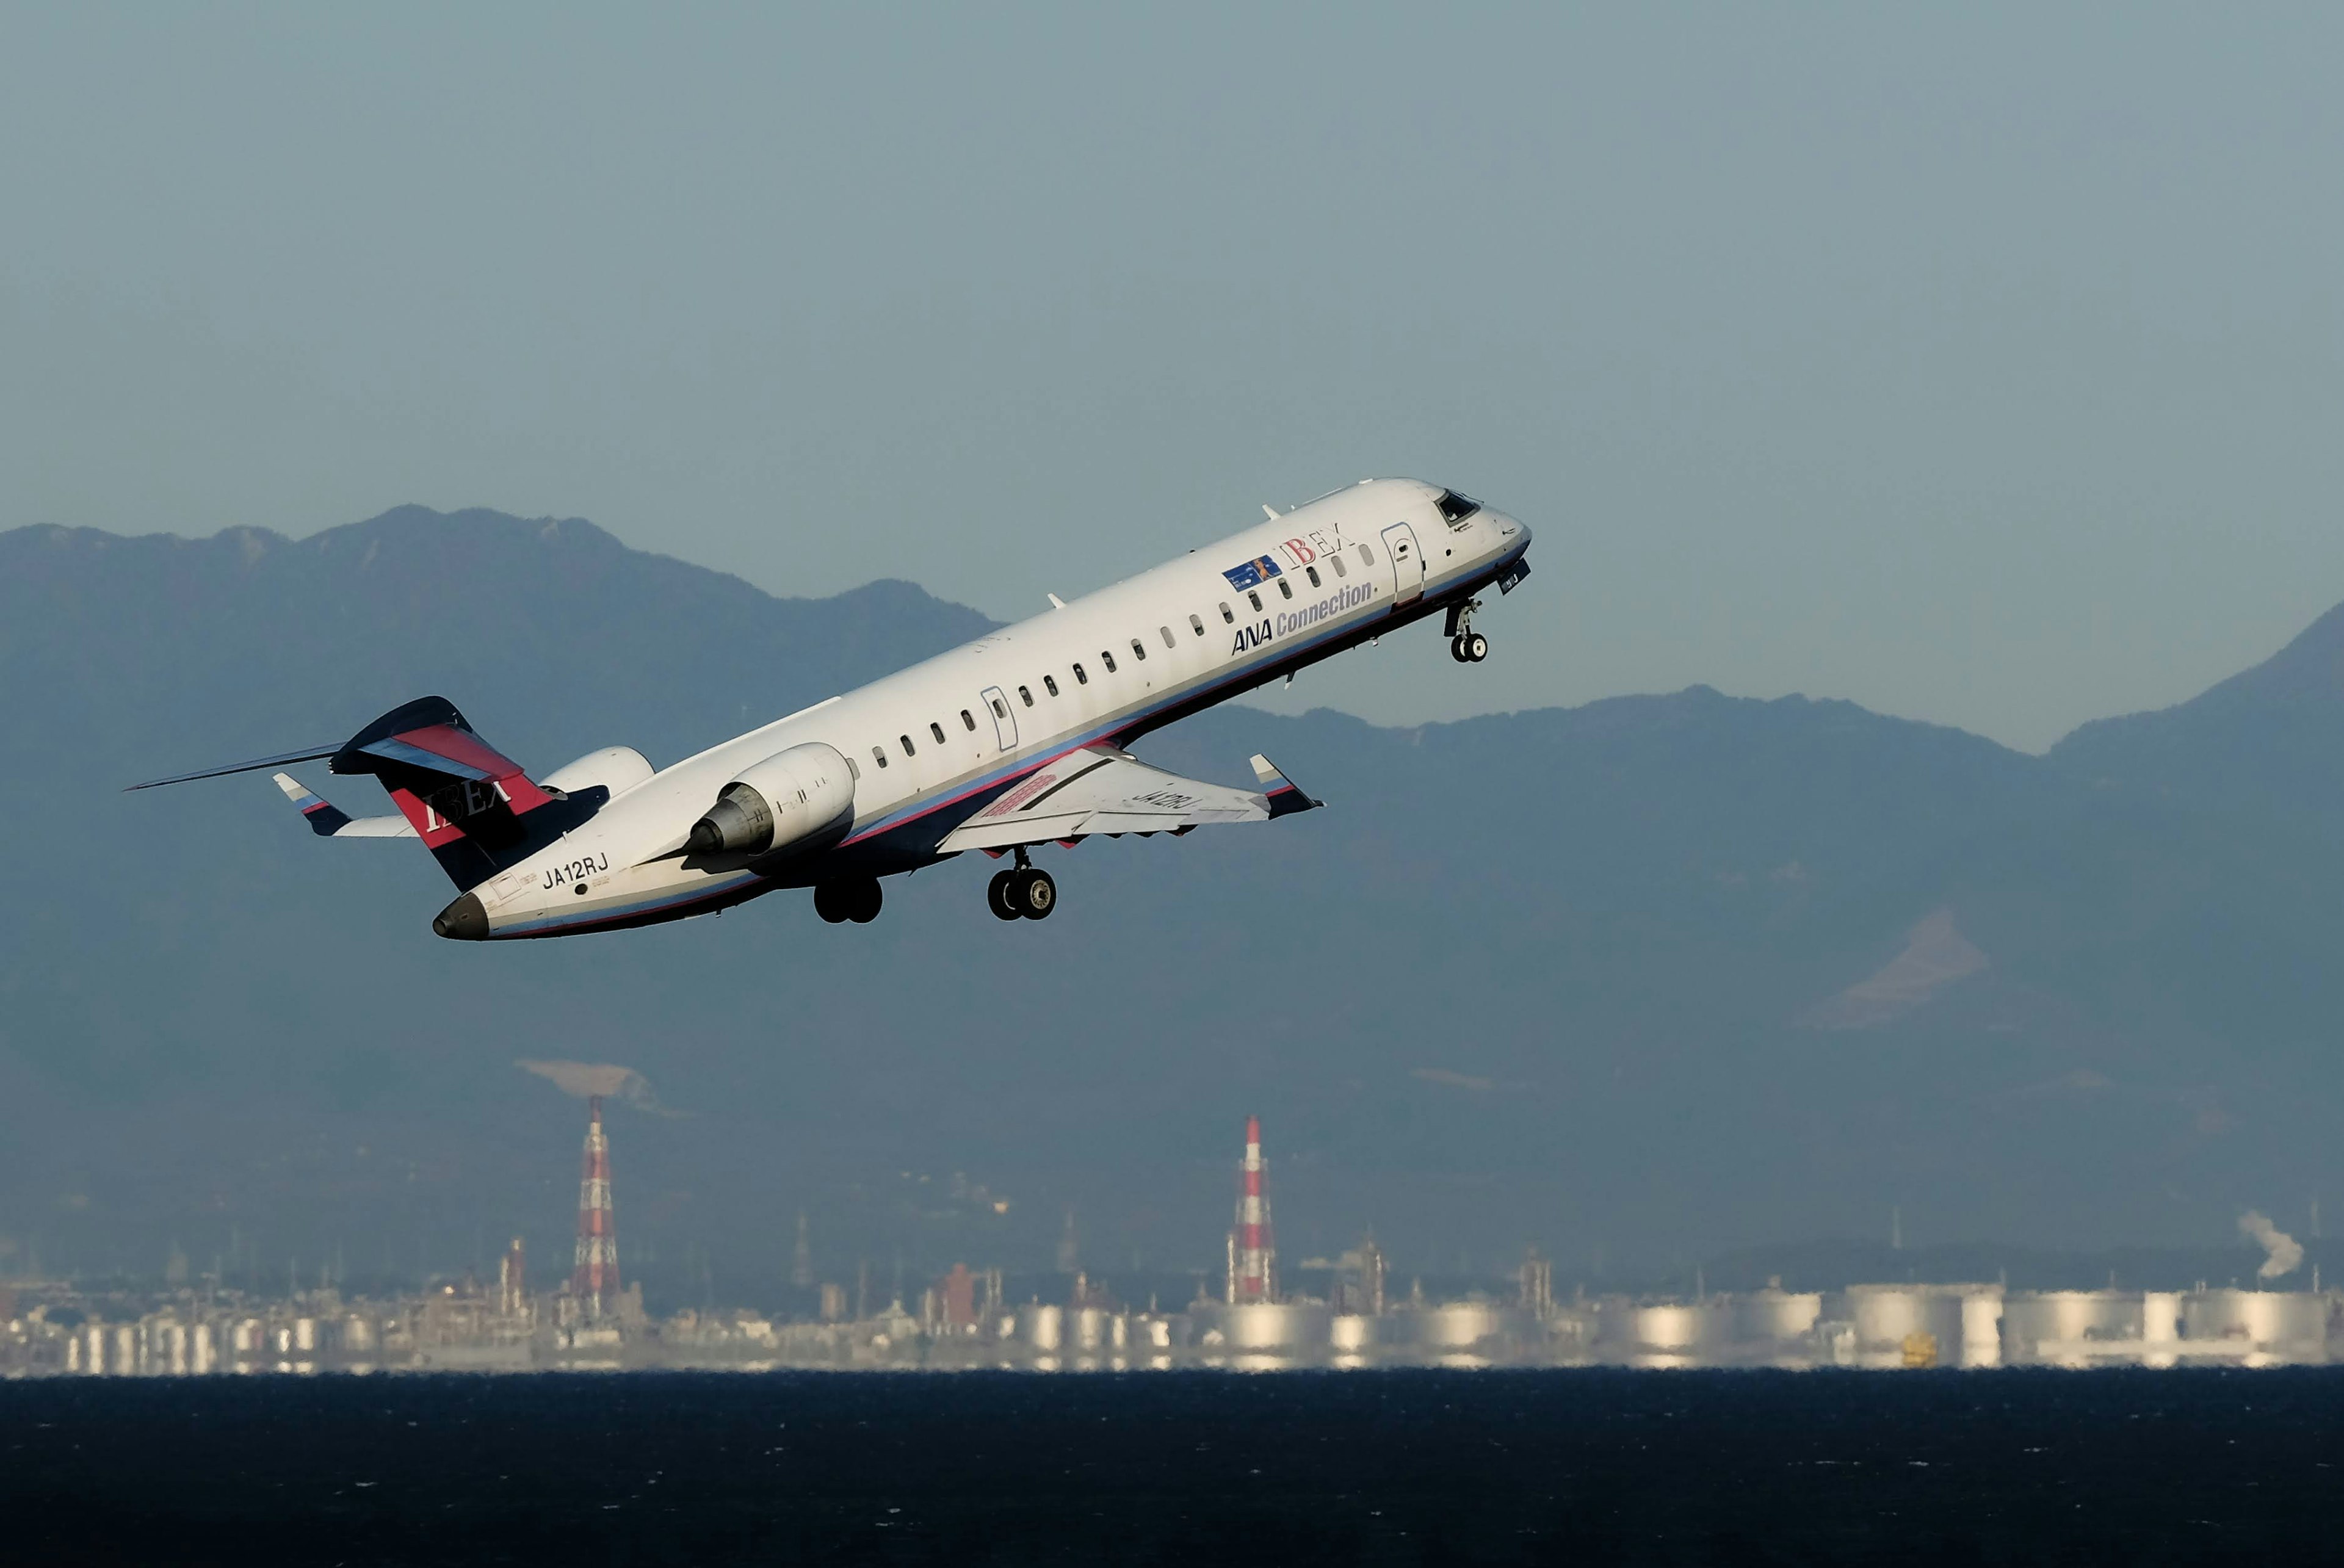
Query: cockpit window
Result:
<box><xmin>1435</xmin><ymin>489</ymin><xmax>1481</xmax><ymax>526</ymax></box>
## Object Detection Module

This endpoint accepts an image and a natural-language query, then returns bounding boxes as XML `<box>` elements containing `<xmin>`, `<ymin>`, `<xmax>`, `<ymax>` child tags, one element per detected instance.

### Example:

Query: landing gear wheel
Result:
<box><xmin>845</xmin><ymin>877</ymin><xmax>882</xmax><ymax>923</ymax></box>
<box><xmin>813</xmin><ymin>880</ymin><xmax>851</xmax><ymax>923</ymax></box>
<box><xmin>1012</xmin><ymin>867</ymin><xmax>1057</xmax><ymax>920</ymax></box>
<box><xmin>1445</xmin><ymin>598</ymin><xmax>1487</xmax><ymax>663</ymax></box>
<box><xmin>987</xmin><ymin>869</ymin><xmax>1022</xmax><ymax>921</ymax></box>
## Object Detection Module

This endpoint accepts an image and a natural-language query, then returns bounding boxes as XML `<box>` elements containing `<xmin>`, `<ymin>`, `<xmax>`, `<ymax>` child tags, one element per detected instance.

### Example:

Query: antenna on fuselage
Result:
<box><xmin>1046</xmin><ymin>593</ymin><xmax>1067</xmax><ymax>610</ymax></box>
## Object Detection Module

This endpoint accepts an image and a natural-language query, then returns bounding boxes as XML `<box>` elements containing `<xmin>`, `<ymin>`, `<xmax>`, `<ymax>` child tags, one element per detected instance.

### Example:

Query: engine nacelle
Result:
<box><xmin>538</xmin><ymin>745</ymin><xmax>655</xmax><ymax>800</ymax></box>
<box><xmin>686</xmin><ymin>743</ymin><xmax>855</xmax><ymax>859</ymax></box>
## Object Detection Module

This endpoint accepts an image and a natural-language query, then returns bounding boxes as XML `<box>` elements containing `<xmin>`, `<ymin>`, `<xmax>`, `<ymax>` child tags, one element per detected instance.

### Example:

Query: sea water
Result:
<box><xmin>6</xmin><ymin>1367</ymin><xmax>2338</xmax><ymax>1563</ymax></box>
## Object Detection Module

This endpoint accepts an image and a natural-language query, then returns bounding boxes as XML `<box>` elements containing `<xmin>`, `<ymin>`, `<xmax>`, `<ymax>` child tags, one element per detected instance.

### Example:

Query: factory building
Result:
<box><xmin>13</xmin><ymin>1097</ymin><xmax>2340</xmax><ymax>1375</ymax></box>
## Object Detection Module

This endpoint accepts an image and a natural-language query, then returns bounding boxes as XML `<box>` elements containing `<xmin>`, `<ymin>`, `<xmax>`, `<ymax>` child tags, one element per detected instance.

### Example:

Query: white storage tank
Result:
<box><xmin>1836</xmin><ymin>1284</ymin><xmax>1999</xmax><ymax>1365</ymax></box>
<box><xmin>1960</xmin><ymin>1292</ymin><xmax>2004</xmax><ymax>1368</ymax></box>
<box><xmin>1200</xmin><ymin>1302</ymin><xmax>1335</xmax><ymax>1353</ymax></box>
<box><xmin>1069</xmin><ymin>1307</ymin><xmax>1114</xmax><ymax>1352</ymax></box>
<box><xmin>1594</xmin><ymin>1299</ymin><xmax>1729</xmax><ymax>1357</ymax></box>
<box><xmin>1013</xmin><ymin>1304</ymin><xmax>1063</xmax><ymax>1352</ymax></box>
<box><xmin>1401</xmin><ymin>1302</ymin><xmax>1522</xmax><ymax>1354</ymax></box>
<box><xmin>1731</xmin><ymin>1290</ymin><xmax>1821</xmax><ymax>1345</ymax></box>
<box><xmin>2183</xmin><ymin>1290</ymin><xmax>2328</xmax><ymax>1361</ymax></box>
<box><xmin>2001</xmin><ymin>1292</ymin><xmax>2140</xmax><ymax>1365</ymax></box>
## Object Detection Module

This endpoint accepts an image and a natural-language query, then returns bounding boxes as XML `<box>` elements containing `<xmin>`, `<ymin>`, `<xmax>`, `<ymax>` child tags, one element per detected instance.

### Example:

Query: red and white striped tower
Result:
<box><xmin>571</xmin><ymin>1095</ymin><xmax>620</xmax><ymax>1320</ymax></box>
<box><xmin>1231</xmin><ymin>1115</ymin><xmax>1276</xmax><ymax>1304</ymax></box>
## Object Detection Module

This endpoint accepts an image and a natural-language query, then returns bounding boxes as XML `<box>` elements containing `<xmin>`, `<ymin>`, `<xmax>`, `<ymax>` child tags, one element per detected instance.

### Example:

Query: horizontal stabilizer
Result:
<box><xmin>126</xmin><ymin>745</ymin><xmax>339</xmax><ymax>792</ymax></box>
<box><xmin>272</xmin><ymin>773</ymin><xmax>415</xmax><ymax>839</ymax></box>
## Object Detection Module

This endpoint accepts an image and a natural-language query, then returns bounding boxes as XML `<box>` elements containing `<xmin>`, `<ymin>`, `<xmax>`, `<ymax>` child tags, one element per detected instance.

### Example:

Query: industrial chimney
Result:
<box><xmin>570</xmin><ymin>1096</ymin><xmax>620</xmax><ymax>1321</ymax></box>
<box><xmin>499</xmin><ymin>1237</ymin><xmax>527</xmax><ymax>1317</ymax></box>
<box><xmin>1229</xmin><ymin>1115</ymin><xmax>1277</xmax><ymax>1304</ymax></box>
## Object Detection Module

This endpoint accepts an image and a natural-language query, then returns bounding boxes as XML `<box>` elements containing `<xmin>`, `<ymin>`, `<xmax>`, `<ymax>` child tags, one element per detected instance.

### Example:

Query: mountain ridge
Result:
<box><xmin>7</xmin><ymin>504</ymin><xmax>2344</xmax><ymax>1295</ymax></box>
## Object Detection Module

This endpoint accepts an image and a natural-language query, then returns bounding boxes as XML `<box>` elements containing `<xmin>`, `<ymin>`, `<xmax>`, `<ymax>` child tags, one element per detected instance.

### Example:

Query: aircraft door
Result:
<box><xmin>980</xmin><ymin>685</ymin><xmax>1018</xmax><ymax>752</ymax></box>
<box><xmin>1381</xmin><ymin>522</ymin><xmax>1425</xmax><ymax>605</ymax></box>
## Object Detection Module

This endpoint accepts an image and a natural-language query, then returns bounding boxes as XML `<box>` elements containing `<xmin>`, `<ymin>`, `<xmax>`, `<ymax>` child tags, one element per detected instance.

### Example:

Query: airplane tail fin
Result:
<box><xmin>326</xmin><ymin>696</ymin><xmax>598</xmax><ymax>891</ymax></box>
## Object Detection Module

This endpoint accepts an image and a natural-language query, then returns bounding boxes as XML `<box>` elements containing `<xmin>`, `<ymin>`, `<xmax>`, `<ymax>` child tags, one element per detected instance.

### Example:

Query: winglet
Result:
<box><xmin>1249</xmin><ymin>754</ymin><xmax>1322</xmax><ymax>818</ymax></box>
<box><xmin>273</xmin><ymin>771</ymin><xmax>353</xmax><ymax>837</ymax></box>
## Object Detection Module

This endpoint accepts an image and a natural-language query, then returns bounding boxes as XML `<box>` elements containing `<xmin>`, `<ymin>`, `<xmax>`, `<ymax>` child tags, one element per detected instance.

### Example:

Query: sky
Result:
<box><xmin>4</xmin><ymin>4</ymin><xmax>2340</xmax><ymax>752</ymax></box>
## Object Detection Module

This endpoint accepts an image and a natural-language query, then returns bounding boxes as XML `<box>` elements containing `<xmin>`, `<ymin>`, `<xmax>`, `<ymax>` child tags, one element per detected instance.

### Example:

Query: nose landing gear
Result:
<box><xmin>1445</xmin><ymin>598</ymin><xmax>1489</xmax><ymax>663</ymax></box>
<box><xmin>986</xmin><ymin>848</ymin><xmax>1057</xmax><ymax>921</ymax></box>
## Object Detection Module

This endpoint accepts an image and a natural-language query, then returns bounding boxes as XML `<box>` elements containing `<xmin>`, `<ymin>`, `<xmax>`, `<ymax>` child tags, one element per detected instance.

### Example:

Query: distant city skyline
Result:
<box><xmin>6</xmin><ymin>7</ymin><xmax>2344</xmax><ymax>751</ymax></box>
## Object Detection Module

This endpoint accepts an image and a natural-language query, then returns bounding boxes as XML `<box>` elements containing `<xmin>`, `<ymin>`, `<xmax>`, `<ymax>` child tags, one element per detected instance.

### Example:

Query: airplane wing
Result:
<box><xmin>937</xmin><ymin>746</ymin><xmax>1320</xmax><ymax>854</ymax></box>
<box><xmin>272</xmin><ymin>772</ymin><xmax>417</xmax><ymax>839</ymax></box>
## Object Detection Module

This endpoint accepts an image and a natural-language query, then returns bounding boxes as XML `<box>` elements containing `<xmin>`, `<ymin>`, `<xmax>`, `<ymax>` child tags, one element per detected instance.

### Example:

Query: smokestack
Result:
<box><xmin>1231</xmin><ymin>1115</ymin><xmax>1276</xmax><ymax>1304</ymax></box>
<box><xmin>2239</xmin><ymin>1210</ymin><xmax>2304</xmax><ymax>1282</ymax></box>
<box><xmin>499</xmin><ymin>1237</ymin><xmax>526</xmax><ymax>1316</ymax></box>
<box><xmin>571</xmin><ymin>1096</ymin><xmax>620</xmax><ymax>1321</ymax></box>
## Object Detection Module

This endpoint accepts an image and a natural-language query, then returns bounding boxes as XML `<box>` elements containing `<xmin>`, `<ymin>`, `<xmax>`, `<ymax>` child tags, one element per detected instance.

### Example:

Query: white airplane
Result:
<box><xmin>131</xmin><ymin>479</ymin><xmax>1530</xmax><ymax>939</ymax></box>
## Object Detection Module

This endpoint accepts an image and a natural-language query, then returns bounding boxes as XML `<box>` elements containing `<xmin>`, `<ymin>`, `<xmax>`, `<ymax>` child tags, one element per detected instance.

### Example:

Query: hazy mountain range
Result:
<box><xmin>5</xmin><ymin>507</ymin><xmax>2342</xmax><ymax>1301</ymax></box>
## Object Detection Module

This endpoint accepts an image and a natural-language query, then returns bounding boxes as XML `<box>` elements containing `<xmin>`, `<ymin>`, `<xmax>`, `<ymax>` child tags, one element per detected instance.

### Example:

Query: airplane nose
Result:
<box><xmin>433</xmin><ymin>892</ymin><xmax>490</xmax><ymax>941</ymax></box>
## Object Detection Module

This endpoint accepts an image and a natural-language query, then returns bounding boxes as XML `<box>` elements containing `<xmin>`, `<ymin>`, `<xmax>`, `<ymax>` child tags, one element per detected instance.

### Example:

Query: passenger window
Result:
<box><xmin>1306</xmin><ymin>566</ymin><xmax>1321</xmax><ymax>588</ymax></box>
<box><xmin>991</xmin><ymin>697</ymin><xmax>1008</xmax><ymax>718</ymax></box>
<box><xmin>1330</xmin><ymin>553</ymin><xmax>1346</xmax><ymax>578</ymax></box>
<box><xmin>873</xmin><ymin>746</ymin><xmax>889</xmax><ymax>770</ymax></box>
<box><xmin>1045</xmin><ymin>675</ymin><xmax>1060</xmax><ymax>696</ymax></box>
<box><xmin>1130</xmin><ymin>638</ymin><xmax>1146</xmax><ymax>662</ymax></box>
<box><xmin>1358</xmin><ymin>544</ymin><xmax>1374</xmax><ymax>566</ymax></box>
<box><xmin>900</xmin><ymin>734</ymin><xmax>916</xmax><ymax>757</ymax></box>
<box><xmin>1018</xmin><ymin>685</ymin><xmax>1034</xmax><ymax>706</ymax></box>
<box><xmin>1073</xmin><ymin>663</ymin><xmax>1088</xmax><ymax>685</ymax></box>
<box><xmin>960</xmin><ymin>709</ymin><xmax>977</xmax><ymax>731</ymax></box>
<box><xmin>1219</xmin><ymin>602</ymin><xmax>1234</xmax><ymax>624</ymax></box>
<box><xmin>1189</xmin><ymin>614</ymin><xmax>1205</xmax><ymax>635</ymax></box>
<box><xmin>1101</xmin><ymin>650</ymin><xmax>1117</xmax><ymax>673</ymax></box>
<box><xmin>1160</xmin><ymin>626</ymin><xmax>1176</xmax><ymax>649</ymax></box>
<box><xmin>1248</xmin><ymin>591</ymin><xmax>1262</xmax><ymax>612</ymax></box>
<box><xmin>1278</xmin><ymin>578</ymin><xmax>1293</xmax><ymax>599</ymax></box>
<box><xmin>846</xmin><ymin>756</ymin><xmax>860</xmax><ymax>781</ymax></box>
<box><xmin>930</xmin><ymin>721</ymin><xmax>947</xmax><ymax>745</ymax></box>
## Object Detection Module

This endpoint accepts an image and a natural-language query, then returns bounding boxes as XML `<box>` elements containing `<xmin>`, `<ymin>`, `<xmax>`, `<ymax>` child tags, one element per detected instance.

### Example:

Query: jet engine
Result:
<box><xmin>686</xmin><ymin>742</ymin><xmax>854</xmax><ymax>858</ymax></box>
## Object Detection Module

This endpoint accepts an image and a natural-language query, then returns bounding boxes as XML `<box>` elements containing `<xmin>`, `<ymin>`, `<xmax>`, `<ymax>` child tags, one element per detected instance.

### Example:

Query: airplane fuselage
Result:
<box><xmin>450</xmin><ymin>478</ymin><xmax>1530</xmax><ymax>938</ymax></box>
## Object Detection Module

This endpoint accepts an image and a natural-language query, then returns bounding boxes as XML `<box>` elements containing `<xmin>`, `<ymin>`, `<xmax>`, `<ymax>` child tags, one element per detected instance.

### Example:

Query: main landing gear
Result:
<box><xmin>1445</xmin><ymin>598</ymin><xmax>1489</xmax><ymax>663</ymax></box>
<box><xmin>814</xmin><ymin>876</ymin><xmax>882</xmax><ymax>924</ymax></box>
<box><xmin>987</xmin><ymin>847</ymin><xmax>1057</xmax><ymax>921</ymax></box>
